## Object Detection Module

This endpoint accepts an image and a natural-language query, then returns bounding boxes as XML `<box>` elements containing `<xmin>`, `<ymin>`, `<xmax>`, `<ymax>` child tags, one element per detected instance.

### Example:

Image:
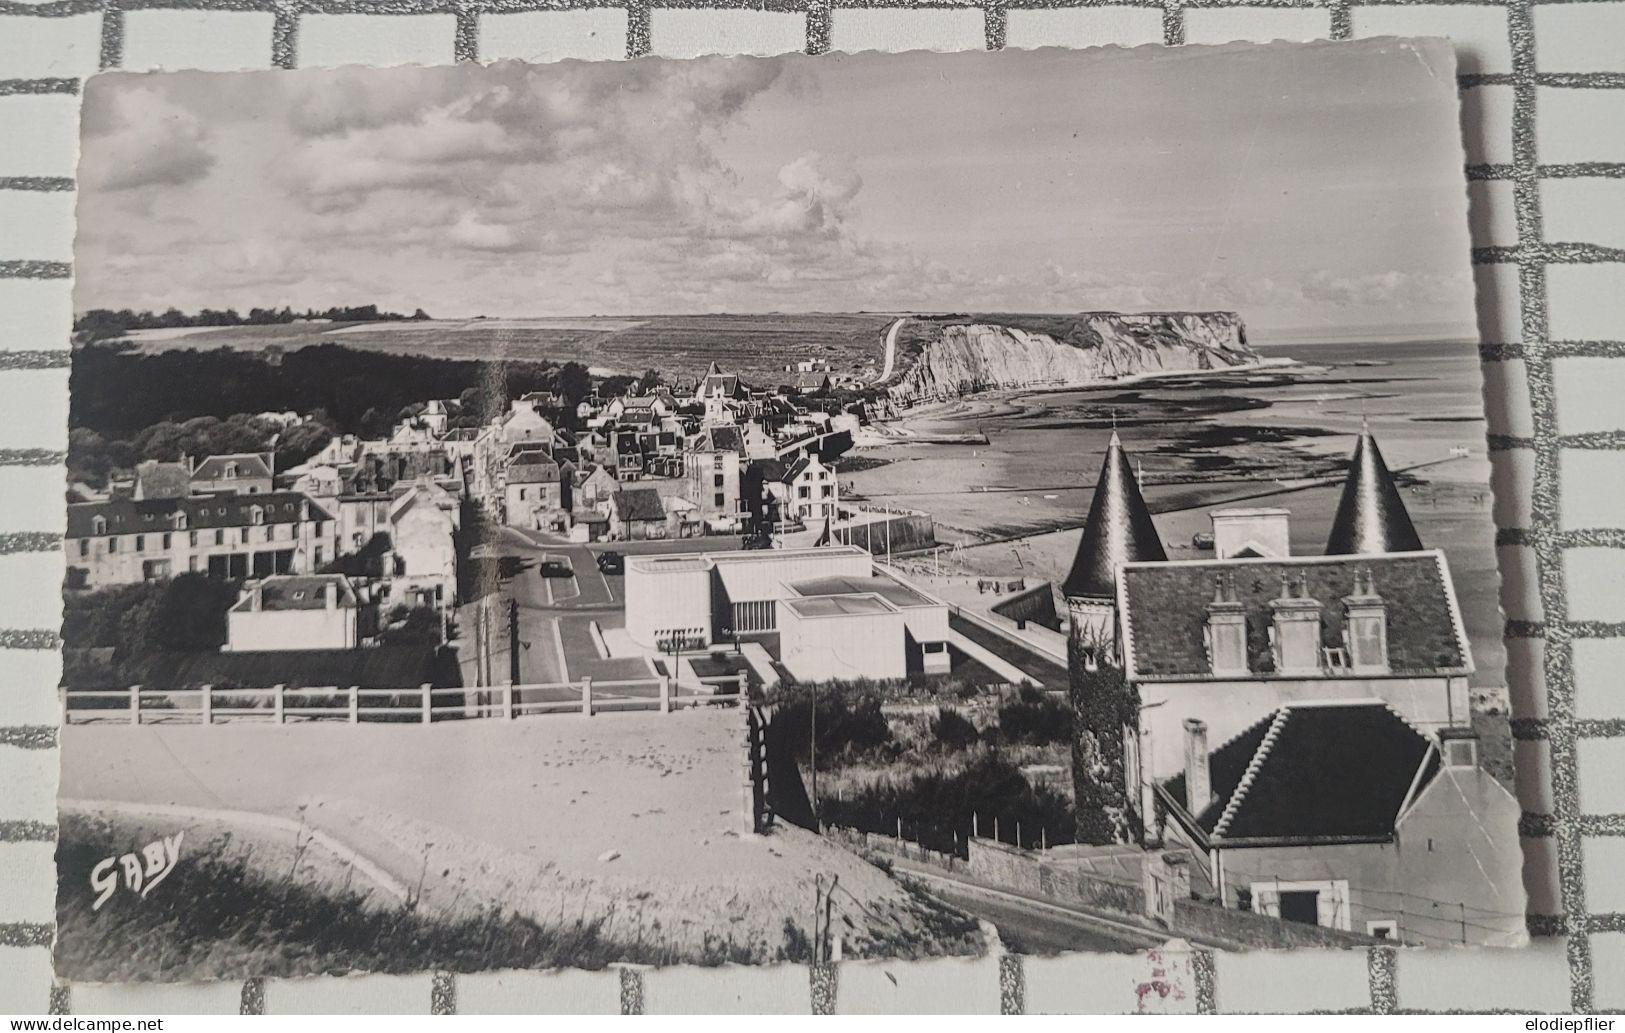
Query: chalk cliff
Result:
<box><xmin>887</xmin><ymin>312</ymin><xmax>1258</xmax><ymax>405</ymax></box>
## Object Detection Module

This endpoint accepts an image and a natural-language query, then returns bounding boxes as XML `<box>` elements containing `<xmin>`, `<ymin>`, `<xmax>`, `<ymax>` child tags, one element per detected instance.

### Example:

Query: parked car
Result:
<box><xmin>596</xmin><ymin>551</ymin><xmax>624</xmax><ymax>575</ymax></box>
<box><xmin>539</xmin><ymin>558</ymin><xmax>573</xmax><ymax>578</ymax></box>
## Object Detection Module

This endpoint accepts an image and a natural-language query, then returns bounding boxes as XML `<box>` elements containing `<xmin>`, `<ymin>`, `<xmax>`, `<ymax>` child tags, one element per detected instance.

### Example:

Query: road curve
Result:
<box><xmin>875</xmin><ymin>316</ymin><xmax>906</xmax><ymax>384</ymax></box>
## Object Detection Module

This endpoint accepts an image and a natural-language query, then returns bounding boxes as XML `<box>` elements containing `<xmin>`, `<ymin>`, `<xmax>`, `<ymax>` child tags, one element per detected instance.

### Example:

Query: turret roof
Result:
<box><xmin>1061</xmin><ymin>431</ymin><xmax>1167</xmax><ymax>598</ymax></box>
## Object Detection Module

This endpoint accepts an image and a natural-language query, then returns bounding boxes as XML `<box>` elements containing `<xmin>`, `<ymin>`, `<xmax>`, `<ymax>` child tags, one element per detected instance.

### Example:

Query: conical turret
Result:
<box><xmin>1325</xmin><ymin>423</ymin><xmax>1423</xmax><ymax>555</ymax></box>
<box><xmin>1062</xmin><ymin>431</ymin><xmax>1168</xmax><ymax>599</ymax></box>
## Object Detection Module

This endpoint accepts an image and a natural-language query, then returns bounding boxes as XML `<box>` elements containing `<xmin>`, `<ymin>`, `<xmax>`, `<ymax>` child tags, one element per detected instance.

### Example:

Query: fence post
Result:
<box><xmin>581</xmin><ymin>677</ymin><xmax>593</xmax><ymax>717</ymax></box>
<box><xmin>129</xmin><ymin>684</ymin><xmax>141</xmax><ymax>726</ymax></box>
<box><xmin>420</xmin><ymin>683</ymin><xmax>432</xmax><ymax>725</ymax></box>
<box><xmin>736</xmin><ymin>671</ymin><xmax>748</xmax><ymax>700</ymax></box>
<box><xmin>503</xmin><ymin>681</ymin><xmax>515</xmax><ymax>720</ymax></box>
<box><xmin>659</xmin><ymin>675</ymin><xmax>671</xmax><ymax>713</ymax></box>
<box><xmin>201</xmin><ymin>684</ymin><xmax>212</xmax><ymax>726</ymax></box>
<box><xmin>348</xmin><ymin>685</ymin><xmax>359</xmax><ymax>724</ymax></box>
<box><xmin>273</xmin><ymin>684</ymin><xmax>285</xmax><ymax>725</ymax></box>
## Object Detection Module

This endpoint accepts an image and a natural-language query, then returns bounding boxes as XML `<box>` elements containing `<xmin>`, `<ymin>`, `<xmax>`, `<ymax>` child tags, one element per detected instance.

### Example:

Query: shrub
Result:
<box><xmin>930</xmin><ymin>708</ymin><xmax>980</xmax><ymax>751</ymax></box>
<box><xmin>990</xmin><ymin>688</ymin><xmax>1074</xmax><ymax>746</ymax></box>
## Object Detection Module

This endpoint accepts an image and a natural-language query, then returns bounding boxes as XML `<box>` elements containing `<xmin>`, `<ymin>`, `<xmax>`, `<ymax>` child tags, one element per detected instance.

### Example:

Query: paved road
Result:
<box><xmin>896</xmin><ymin>864</ymin><xmax>1168</xmax><ymax>954</ymax></box>
<box><xmin>875</xmin><ymin>316</ymin><xmax>906</xmax><ymax>384</ymax></box>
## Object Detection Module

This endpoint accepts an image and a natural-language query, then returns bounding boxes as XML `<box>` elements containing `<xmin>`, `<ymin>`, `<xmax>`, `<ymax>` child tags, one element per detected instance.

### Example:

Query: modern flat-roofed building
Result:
<box><xmin>623</xmin><ymin>545</ymin><xmax>951</xmax><ymax>682</ymax></box>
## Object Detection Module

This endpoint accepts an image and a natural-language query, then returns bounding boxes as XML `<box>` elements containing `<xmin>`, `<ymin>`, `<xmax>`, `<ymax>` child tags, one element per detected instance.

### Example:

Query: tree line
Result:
<box><xmin>73</xmin><ymin>304</ymin><xmax>432</xmax><ymax>343</ymax></box>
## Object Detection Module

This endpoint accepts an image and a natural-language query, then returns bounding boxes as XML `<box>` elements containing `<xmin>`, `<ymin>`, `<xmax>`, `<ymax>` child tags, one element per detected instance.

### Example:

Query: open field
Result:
<box><xmin>112</xmin><ymin>313</ymin><xmax>904</xmax><ymax>381</ymax></box>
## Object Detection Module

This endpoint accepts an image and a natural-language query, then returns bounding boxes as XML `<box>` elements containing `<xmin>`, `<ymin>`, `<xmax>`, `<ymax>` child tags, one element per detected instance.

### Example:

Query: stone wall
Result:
<box><xmin>965</xmin><ymin>838</ymin><xmax>1146</xmax><ymax>915</ymax></box>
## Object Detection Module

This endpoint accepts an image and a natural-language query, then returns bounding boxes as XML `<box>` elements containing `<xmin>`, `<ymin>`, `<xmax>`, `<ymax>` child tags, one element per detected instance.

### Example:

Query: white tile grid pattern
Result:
<box><xmin>0</xmin><ymin>0</ymin><xmax>1617</xmax><ymax>1014</ymax></box>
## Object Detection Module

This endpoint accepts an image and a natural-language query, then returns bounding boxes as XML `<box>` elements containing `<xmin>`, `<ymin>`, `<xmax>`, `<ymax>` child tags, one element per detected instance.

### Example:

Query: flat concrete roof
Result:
<box><xmin>1210</xmin><ymin>507</ymin><xmax>1291</xmax><ymax>518</ymax></box>
<box><xmin>789</xmin><ymin>574</ymin><xmax>936</xmax><ymax>609</ymax></box>
<box><xmin>628</xmin><ymin>544</ymin><xmax>869</xmax><ymax>574</ymax></box>
<box><xmin>781</xmin><ymin>594</ymin><xmax>897</xmax><ymax>619</ymax></box>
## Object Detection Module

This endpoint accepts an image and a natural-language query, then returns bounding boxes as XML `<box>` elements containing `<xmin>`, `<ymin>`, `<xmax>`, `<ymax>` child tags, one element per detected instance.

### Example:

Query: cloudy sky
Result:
<box><xmin>76</xmin><ymin>39</ymin><xmax>1476</xmax><ymax>337</ymax></box>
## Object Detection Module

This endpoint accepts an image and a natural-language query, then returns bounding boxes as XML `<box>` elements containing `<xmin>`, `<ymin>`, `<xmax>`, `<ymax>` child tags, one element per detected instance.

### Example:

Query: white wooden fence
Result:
<box><xmin>61</xmin><ymin>672</ymin><xmax>749</xmax><ymax>726</ymax></box>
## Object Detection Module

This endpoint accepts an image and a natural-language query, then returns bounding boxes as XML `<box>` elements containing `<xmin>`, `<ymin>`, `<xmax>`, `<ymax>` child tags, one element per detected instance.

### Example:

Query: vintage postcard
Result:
<box><xmin>56</xmin><ymin>37</ymin><xmax>1525</xmax><ymax>983</ymax></box>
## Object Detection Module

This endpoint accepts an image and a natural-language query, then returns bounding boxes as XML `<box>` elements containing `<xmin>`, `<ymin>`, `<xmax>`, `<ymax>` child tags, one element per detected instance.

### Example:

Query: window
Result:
<box><xmin>91</xmin><ymin>516</ymin><xmax>106</xmax><ymax>535</ymax></box>
<box><xmin>134</xmin><ymin>535</ymin><xmax>145</xmax><ymax>552</ymax></box>
<box><xmin>730</xmin><ymin>599</ymin><xmax>776</xmax><ymax>633</ymax></box>
<box><xmin>1349</xmin><ymin>613</ymin><xmax>1387</xmax><ymax>671</ymax></box>
<box><xmin>108</xmin><ymin>537</ymin><xmax>118</xmax><ymax>553</ymax></box>
<box><xmin>519</xmin><ymin>488</ymin><xmax>527</xmax><ymax>501</ymax></box>
<box><xmin>240</xmin><ymin>528</ymin><xmax>250</xmax><ymax>544</ymax></box>
<box><xmin>249</xmin><ymin>506</ymin><xmax>264</xmax><ymax>525</ymax></box>
<box><xmin>821</xmin><ymin>485</ymin><xmax>833</xmax><ymax>498</ymax></box>
<box><xmin>214</xmin><ymin>529</ymin><xmax>225</xmax><ymax>546</ymax></box>
<box><xmin>923</xmin><ymin>641</ymin><xmax>946</xmax><ymax>653</ymax></box>
<box><xmin>264</xmin><ymin>525</ymin><xmax>274</xmax><ymax>542</ymax></box>
<box><xmin>189</xmin><ymin>530</ymin><xmax>198</xmax><ymax>547</ymax></box>
<box><xmin>188</xmin><ymin>556</ymin><xmax>199</xmax><ymax>572</ymax></box>
<box><xmin>798</xmin><ymin>486</ymin><xmax>810</xmax><ymax>499</ymax></box>
<box><xmin>161</xmin><ymin>533</ymin><xmax>171</xmax><ymax>549</ymax></box>
<box><xmin>78</xmin><ymin>539</ymin><xmax>89</xmax><ymax>558</ymax></box>
<box><xmin>314</xmin><ymin>545</ymin><xmax>324</xmax><ymax>566</ymax></box>
<box><xmin>223</xmin><ymin>462</ymin><xmax>237</xmax><ymax>479</ymax></box>
<box><xmin>174</xmin><ymin>512</ymin><xmax>187</xmax><ymax>530</ymax></box>
<box><xmin>1444</xmin><ymin>738</ymin><xmax>1478</xmax><ymax>769</ymax></box>
<box><xmin>1366</xmin><ymin>920</ymin><xmax>1399</xmax><ymax>940</ymax></box>
<box><xmin>714</xmin><ymin>493</ymin><xmax>725</xmax><ymax>507</ymax></box>
<box><xmin>713</xmin><ymin>474</ymin><xmax>725</xmax><ymax>488</ymax></box>
<box><xmin>1278</xmin><ymin>891</ymin><xmax>1320</xmax><ymax>925</ymax></box>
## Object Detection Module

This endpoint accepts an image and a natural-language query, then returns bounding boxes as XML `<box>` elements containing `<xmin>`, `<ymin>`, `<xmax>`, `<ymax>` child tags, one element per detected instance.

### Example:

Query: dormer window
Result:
<box><xmin>1443</xmin><ymin>736</ymin><xmax>1478</xmax><ymax>769</ymax></box>
<box><xmin>223</xmin><ymin>462</ymin><xmax>238</xmax><ymax>479</ymax></box>
<box><xmin>91</xmin><ymin>515</ymin><xmax>107</xmax><ymax>535</ymax></box>
<box><xmin>249</xmin><ymin>506</ymin><xmax>264</xmax><ymax>525</ymax></box>
<box><xmin>1269</xmin><ymin>573</ymin><xmax>1323</xmax><ymax>676</ymax></box>
<box><xmin>1341</xmin><ymin>566</ymin><xmax>1390</xmax><ymax>675</ymax></box>
<box><xmin>173</xmin><ymin>512</ymin><xmax>187</xmax><ymax>530</ymax></box>
<box><xmin>1204</xmin><ymin>573</ymin><xmax>1248</xmax><ymax>677</ymax></box>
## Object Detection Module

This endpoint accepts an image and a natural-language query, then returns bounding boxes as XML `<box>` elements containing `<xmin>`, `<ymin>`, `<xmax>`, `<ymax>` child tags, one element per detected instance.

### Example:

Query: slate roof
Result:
<box><xmin>68</xmin><ymin>491</ymin><xmax>334</xmax><ymax>538</ymax></box>
<box><xmin>694</xmin><ymin>426</ymin><xmax>744</xmax><ymax>453</ymax></box>
<box><xmin>1160</xmin><ymin>702</ymin><xmax>1441</xmax><ymax>844</ymax></box>
<box><xmin>1325</xmin><ymin>426</ymin><xmax>1424</xmax><ymax>556</ymax></box>
<box><xmin>192</xmin><ymin>453</ymin><xmax>274</xmax><ymax>482</ymax></box>
<box><xmin>1119</xmin><ymin>551</ymin><xmax>1470</xmax><ymax>679</ymax></box>
<box><xmin>233</xmin><ymin>574</ymin><xmax>357</xmax><ymax>612</ymax></box>
<box><xmin>1062</xmin><ymin>431</ymin><xmax>1167</xmax><ymax>598</ymax></box>
<box><xmin>612</xmin><ymin>487</ymin><xmax>666</xmax><ymax>523</ymax></box>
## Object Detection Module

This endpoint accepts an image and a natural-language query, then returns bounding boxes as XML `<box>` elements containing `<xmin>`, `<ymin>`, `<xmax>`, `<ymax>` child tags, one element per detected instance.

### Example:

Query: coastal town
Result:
<box><xmin>59</xmin><ymin>310</ymin><xmax>1526</xmax><ymax>961</ymax></box>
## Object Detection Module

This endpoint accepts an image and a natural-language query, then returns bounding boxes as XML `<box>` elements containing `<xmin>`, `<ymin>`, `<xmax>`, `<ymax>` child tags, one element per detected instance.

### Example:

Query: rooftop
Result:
<box><xmin>790</xmin><ymin>574</ymin><xmax>936</xmax><ymax>609</ymax></box>
<box><xmin>68</xmin><ymin>491</ymin><xmax>334</xmax><ymax>538</ymax></box>
<box><xmin>232</xmin><ymin>574</ymin><xmax>357</xmax><ymax>612</ymax></box>
<box><xmin>1119</xmin><ymin>551</ymin><xmax>1470</xmax><ymax>680</ymax></box>
<box><xmin>1160</xmin><ymin>701</ymin><xmax>1442</xmax><ymax>845</ymax></box>
<box><xmin>781</xmin><ymin>594</ymin><xmax>898</xmax><ymax>619</ymax></box>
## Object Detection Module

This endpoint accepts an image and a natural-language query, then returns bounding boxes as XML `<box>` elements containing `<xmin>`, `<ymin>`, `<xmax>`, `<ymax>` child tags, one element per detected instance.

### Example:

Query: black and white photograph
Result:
<box><xmin>55</xmin><ymin>37</ymin><xmax>1527</xmax><ymax>984</ymax></box>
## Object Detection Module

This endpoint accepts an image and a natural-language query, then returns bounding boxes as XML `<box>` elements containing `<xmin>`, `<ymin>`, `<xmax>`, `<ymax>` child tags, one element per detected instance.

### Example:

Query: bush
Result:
<box><xmin>990</xmin><ymin>686</ymin><xmax>1074</xmax><ymax>746</ymax></box>
<box><xmin>930</xmin><ymin>708</ymin><xmax>980</xmax><ymax>751</ymax></box>
<box><xmin>775</xmin><ymin>688</ymin><xmax>895</xmax><ymax>764</ymax></box>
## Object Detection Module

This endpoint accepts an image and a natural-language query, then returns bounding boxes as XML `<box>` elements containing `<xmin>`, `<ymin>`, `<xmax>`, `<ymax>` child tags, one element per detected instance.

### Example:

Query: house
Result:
<box><xmin>226</xmin><ymin>574</ymin><xmax>360</xmax><ymax>651</ymax></box>
<box><xmin>782</xmin><ymin>370</ymin><xmax>833</xmax><ymax>396</ymax></box>
<box><xmin>1057</xmin><ymin>425</ymin><xmax>1524</xmax><ymax>938</ymax></box>
<box><xmin>576</xmin><ymin>464</ymin><xmax>620</xmax><ymax>511</ymax></box>
<box><xmin>67</xmin><ymin>492</ymin><xmax>340</xmax><ymax>588</ymax></box>
<box><xmin>683</xmin><ymin>448</ymin><xmax>743</xmax><ymax>532</ymax></box>
<box><xmin>503</xmin><ymin>447</ymin><xmax>569</xmax><ymax>532</ymax></box>
<box><xmin>1156</xmin><ymin>702</ymin><xmax>1524</xmax><ymax>946</ymax></box>
<box><xmin>608</xmin><ymin>487</ymin><xmax>668</xmax><ymax>541</ymax></box>
<box><xmin>387</xmin><ymin>482</ymin><xmax>460</xmax><ymax>611</ymax></box>
<box><xmin>190</xmin><ymin>452</ymin><xmax>275</xmax><ymax>496</ymax></box>
<box><xmin>778</xmin><ymin>453</ymin><xmax>839</xmax><ymax>526</ymax></box>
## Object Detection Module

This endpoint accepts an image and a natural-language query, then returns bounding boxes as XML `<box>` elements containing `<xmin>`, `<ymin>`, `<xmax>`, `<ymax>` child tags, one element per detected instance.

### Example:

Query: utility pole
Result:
<box><xmin>810</xmin><ymin>686</ymin><xmax>818</xmax><ymax>828</ymax></box>
<box><xmin>509</xmin><ymin>597</ymin><xmax>521</xmax><ymax>686</ymax></box>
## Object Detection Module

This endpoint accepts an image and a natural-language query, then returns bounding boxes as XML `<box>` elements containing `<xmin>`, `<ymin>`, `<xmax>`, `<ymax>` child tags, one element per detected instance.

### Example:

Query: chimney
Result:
<box><xmin>247</xmin><ymin>582</ymin><xmax>262</xmax><ymax>612</ymax></box>
<box><xmin>324</xmin><ymin>581</ymin><xmax>338</xmax><ymax>610</ymax></box>
<box><xmin>1183</xmin><ymin>718</ymin><xmax>1213</xmax><ymax>814</ymax></box>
